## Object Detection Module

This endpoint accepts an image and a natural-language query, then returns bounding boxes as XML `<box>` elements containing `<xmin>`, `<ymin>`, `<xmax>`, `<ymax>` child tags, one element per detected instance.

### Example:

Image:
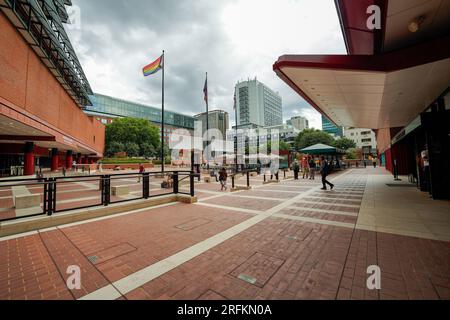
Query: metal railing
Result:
<box><xmin>0</xmin><ymin>171</ymin><xmax>197</xmax><ymax>223</ymax></box>
<box><xmin>229</xmin><ymin>169</ymin><xmax>258</xmax><ymax>189</ymax></box>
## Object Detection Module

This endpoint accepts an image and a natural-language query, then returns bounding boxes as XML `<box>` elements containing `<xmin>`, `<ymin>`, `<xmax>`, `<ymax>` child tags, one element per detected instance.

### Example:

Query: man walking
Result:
<box><xmin>219</xmin><ymin>167</ymin><xmax>228</xmax><ymax>191</ymax></box>
<box><xmin>309</xmin><ymin>157</ymin><xmax>316</xmax><ymax>180</ymax></box>
<box><xmin>293</xmin><ymin>161</ymin><xmax>300</xmax><ymax>180</ymax></box>
<box><xmin>320</xmin><ymin>156</ymin><xmax>334</xmax><ymax>190</ymax></box>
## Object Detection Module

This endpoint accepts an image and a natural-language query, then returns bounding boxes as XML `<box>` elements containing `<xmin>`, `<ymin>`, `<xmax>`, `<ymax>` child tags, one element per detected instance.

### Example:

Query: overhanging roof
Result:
<box><xmin>274</xmin><ymin>36</ymin><xmax>450</xmax><ymax>129</ymax></box>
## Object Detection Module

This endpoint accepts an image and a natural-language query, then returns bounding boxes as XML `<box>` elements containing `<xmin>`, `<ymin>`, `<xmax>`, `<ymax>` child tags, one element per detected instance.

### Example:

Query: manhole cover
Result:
<box><xmin>230</xmin><ymin>252</ymin><xmax>285</xmax><ymax>288</ymax></box>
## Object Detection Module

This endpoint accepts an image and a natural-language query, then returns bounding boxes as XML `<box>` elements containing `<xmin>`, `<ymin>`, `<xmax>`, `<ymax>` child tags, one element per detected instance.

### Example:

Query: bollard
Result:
<box><xmin>247</xmin><ymin>171</ymin><xmax>250</xmax><ymax>187</ymax></box>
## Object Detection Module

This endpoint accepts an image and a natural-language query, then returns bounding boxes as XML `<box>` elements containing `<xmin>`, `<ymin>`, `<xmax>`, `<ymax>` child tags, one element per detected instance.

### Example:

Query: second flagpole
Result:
<box><xmin>161</xmin><ymin>50</ymin><xmax>165</xmax><ymax>173</ymax></box>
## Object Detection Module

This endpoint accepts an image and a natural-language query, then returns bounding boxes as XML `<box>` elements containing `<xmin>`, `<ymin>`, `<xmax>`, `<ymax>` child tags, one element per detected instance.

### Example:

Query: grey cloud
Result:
<box><xmin>68</xmin><ymin>0</ymin><xmax>344</xmax><ymax>125</ymax></box>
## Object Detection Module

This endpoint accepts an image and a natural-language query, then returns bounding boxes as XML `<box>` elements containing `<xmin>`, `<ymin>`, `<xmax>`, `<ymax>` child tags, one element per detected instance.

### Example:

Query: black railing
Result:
<box><xmin>0</xmin><ymin>171</ymin><xmax>196</xmax><ymax>223</ymax></box>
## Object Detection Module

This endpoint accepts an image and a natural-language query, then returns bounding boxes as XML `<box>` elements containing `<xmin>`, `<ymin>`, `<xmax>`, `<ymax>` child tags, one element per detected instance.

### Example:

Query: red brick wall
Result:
<box><xmin>0</xmin><ymin>12</ymin><xmax>105</xmax><ymax>155</ymax></box>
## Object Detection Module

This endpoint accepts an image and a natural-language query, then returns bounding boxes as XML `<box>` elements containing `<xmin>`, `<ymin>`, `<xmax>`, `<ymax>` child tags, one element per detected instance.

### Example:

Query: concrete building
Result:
<box><xmin>0</xmin><ymin>1</ymin><xmax>105</xmax><ymax>176</ymax></box>
<box><xmin>235</xmin><ymin>79</ymin><xmax>283</xmax><ymax>129</ymax></box>
<box><xmin>344</xmin><ymin>128</ymin><xmax>377</xmax><ymax>158</ymax></box>
<box><xmin>227</xmin><ymin>124</ymin><xmax>299</xmax><ymax>151</ymax></box>
<box><xmin>84</xmin><ymin>93</ymin><xmax>195</xmax><ymax>146</ymax></box>
<box><xmin>194</xmin><ymin>110</ymin><xmax>229</xmax><ymax>139</ymax></box>
<box><xmin>287</xmin><ymin>116</ymin><xmax>309</xmax><ymax>131</ymax></box>
<box><xmin>322</xmin><ymin>115</ymin><xmax>344</xmax><ymax>138</ymax></box>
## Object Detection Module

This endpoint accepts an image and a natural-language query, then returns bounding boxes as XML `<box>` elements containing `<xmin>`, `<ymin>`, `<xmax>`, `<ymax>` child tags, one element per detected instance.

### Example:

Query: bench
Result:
<box><xmin>12</xmin><ymin>186</ymin><xmax>41</xmax><ymax>210</ymax></box>
<box><xmin>111</xmin><ymin>185</ymin><xmax>130</xmax><ymax>196</ymax></box>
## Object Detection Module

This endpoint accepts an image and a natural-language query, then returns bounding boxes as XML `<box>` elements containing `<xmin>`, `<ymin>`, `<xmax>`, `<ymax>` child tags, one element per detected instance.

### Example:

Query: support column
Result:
<box><xmin>51</xmin><ymin>148</ymin><xmax>59</xmax><ymax>172</ymax></box>
<box><xmin>24</xmin><ymin>142</ymin><xmax>35</xmax><ymax>176</ymax></box>
<box><xmin>66</xmin><ymin>150</ymin><xmax>73</xmax><ymax>170</ymax></box>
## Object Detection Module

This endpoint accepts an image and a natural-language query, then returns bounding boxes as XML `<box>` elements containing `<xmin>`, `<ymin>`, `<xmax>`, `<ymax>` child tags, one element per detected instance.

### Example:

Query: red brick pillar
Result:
<box><xmin>51</xmin><ymin>148</ymin><xmax>59</xmax><ymax>172</ymax></box>
<box><xmin>66</xmin><ymin>150</ymin><xmax>73</xmax><ymax>170</ymax></box>
<box><xmin>24</xmin><ymin>142</ymin><xmax>35</xmax><ymax>176</ymax></box>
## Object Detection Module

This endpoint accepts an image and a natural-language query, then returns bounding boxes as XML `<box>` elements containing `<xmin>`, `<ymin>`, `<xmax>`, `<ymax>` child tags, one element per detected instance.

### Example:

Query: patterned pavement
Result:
<box><xmin>0</xmin><ymin>169</ymin><xmax>449</xmax><ymax>300</ymax></box>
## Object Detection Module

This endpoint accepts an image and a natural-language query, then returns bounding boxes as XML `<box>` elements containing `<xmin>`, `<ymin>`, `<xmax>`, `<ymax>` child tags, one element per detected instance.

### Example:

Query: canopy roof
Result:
<box><xmin>273</xmin><ymin>0</ymin><xmax>450</xmax><ymax>130</ymax></box>
<box><xmin>301</xmin><ymin>144</ymin><xmax>346</xmax><ymax>155</ymax></box>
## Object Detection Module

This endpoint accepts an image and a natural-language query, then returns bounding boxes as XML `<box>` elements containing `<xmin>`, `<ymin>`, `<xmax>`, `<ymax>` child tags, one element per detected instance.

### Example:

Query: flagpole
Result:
<box><xmin>205</xmin><ymin>72</ymin><xmax>209</xmax><ymax>171</ymax></box>
<box><xmin>235</xmin><ymin>89</ymin><xmax>238</xmax><ymax>173</ymax></box>
<box><xmin>161</xmin><ymin>50</ymin><xmax>165</xmax><ymax>173</ymax></box>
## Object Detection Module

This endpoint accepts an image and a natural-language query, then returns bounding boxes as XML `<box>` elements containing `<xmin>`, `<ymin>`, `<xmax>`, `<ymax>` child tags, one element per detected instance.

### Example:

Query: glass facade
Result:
<box><xmin>85</xmin><ymin>94</ymin><xmax>195</xmax><ymax>130</ymax></box>
<box><xmin>322</xmin><ymin>115</ymin><xmax>343</xmax><ymax>138</ymax></box>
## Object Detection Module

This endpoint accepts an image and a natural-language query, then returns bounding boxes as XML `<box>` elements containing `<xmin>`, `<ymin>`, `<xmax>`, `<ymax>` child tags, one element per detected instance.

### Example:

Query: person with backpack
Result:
<box><xmin>219</xmin><ymin>167</ymin><xmax>228</xmax><ymax>191</ymax></box>
<box><xmin>320</xmin><ymin>156</ymin><xmax>334</xmax><ymax>190</ymax></box>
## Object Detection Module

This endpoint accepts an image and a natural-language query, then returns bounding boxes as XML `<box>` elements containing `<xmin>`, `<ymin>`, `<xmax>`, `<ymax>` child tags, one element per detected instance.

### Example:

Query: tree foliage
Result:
<box><xmin>334</xmin><ymin>137</ymin><xmax>357</xmax><ymax>151</ymax></box>
<box><xmin>295</xmin><ymin>129</ymin><xmax>335</xmax><ymax>151</ymax></box>
<box><xmin>105</xmin><ymin>118</ymin><xmax>161</xmax><ymax>157</ymax></box>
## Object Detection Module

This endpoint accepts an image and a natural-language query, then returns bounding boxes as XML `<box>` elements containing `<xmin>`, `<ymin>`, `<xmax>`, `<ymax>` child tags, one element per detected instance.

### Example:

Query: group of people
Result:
<box><xmin>293</xmin><ymin>156</ymin><xmax>334</xmax><ymax>191</ymax></box>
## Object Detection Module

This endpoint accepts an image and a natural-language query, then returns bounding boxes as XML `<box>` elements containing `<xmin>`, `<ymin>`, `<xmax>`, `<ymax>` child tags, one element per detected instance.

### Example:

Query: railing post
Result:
<box><xmin>45</xmin><ymin>178</ymin><xmax>56</xmax><ymax>216</ymax></box>
<box><xmin>247</xmin><ymin>171</ymin><xmax>250</xmax><ymax>187</ymax></box>
<box><xmin>52</xmin><ymin>178</ymin><xmax>57</xmax><ymax>212</ymax></box>
<box><xmin>190</xmin><ymin>172</ymin><xmax>195</xmax><ymax>197</ymax></box>
<box><xmin>102</xmin><ymin>175</ymin><xmax>111</xmax><ymax>206</ymax></box>
<box><xmin>173</xmin><ymin>171</ymin><xmax>179</xmax><ymax>194</ymax></box>
<box><xmin>43</xmin><ymin>179</ymin><xmax>49</xmax><ymax>215</ymax></box>
<box><xmin>143</xmin><ymin>173</ymin><xmax>150</xmax><ymax>199</ymax></box>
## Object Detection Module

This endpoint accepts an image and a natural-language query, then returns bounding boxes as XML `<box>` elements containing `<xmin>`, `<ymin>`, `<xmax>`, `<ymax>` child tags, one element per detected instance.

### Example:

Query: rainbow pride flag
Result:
<box><xmin>143</xmin><ymin>54</ymin><xmax>163</xmax><ymax>76</ymax></box>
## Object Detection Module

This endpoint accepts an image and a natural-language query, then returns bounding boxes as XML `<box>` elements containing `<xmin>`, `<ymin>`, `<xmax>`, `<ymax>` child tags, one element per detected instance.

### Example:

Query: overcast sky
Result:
<box><xmin>66</xmin><ymin>0</ymin><xmax>346</xmax><ymax>129</ymax></box>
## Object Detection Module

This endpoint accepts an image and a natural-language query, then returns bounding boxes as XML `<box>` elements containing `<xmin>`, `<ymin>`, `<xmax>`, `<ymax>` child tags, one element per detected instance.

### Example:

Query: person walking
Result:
<box><xmin>309</xmin><ymin>157</ymin><xmax>316</xmax><ymax>180</ymax></box>
<box><xmin>293</xmin><ymin>161</ymin><xmax>300</xmax><ymax>180</ymax></box>
<box><xmin>301</xmin><ymin>157</ymin><xmax>309</xmax><ymax>179</ymax></box>
<box><xmin>138</xmin><ymin>163</ymin><xmax>145</xmax><ymax>183</ymax></box>
<box><xmin>219</xmin><ymin>167</ymin><xmax>228</xmax><ymax>191</ymax></box>
<box><xmin>320</xmin><ymin>156</ymin><xmax>334</xmax><ymax>190</ymax></box>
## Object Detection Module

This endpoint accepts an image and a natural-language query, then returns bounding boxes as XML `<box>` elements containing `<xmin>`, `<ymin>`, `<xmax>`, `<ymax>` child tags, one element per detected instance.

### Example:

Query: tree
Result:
<box><xmin>295</xmin><ymin>129</ymin><xmax>335</xmax><ymax>151</ymax></box>
<box><xmin>105</xmin><ymin>118</ymin><xmax>160</xmax><ymax>158</ymax></box>
<box><xmin>140</xmin><ymin>143</ymin><xmax>157</xmax><ymax>158</ymax></box>
<box><xmin>334</xmin><ymin>137</ymin><xmax>356</xmax><ymax>151</ymax></box>
<box><xmin>124</xmin><ymin>142</ymin><xmax>140</xmax><ymax>157</ymax></box>
<box><xmin>105</xmin><ymin>141</ymin><xmax>125</xmax><ymax>157</ymax></box>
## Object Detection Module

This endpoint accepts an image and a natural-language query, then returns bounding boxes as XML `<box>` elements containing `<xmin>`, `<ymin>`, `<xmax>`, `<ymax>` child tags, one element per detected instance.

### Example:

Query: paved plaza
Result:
<box><xmin>0</xmin><ymin>168</ymin><xmax>449</xmax><ymax>300</ymax></box>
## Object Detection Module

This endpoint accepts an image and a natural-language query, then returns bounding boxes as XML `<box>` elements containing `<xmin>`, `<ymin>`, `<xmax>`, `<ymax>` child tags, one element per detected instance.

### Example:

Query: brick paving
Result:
<box><xmin>0</xmin><ymin>169</ymin><xmax>449</xmax><ymax>300</ymax></box>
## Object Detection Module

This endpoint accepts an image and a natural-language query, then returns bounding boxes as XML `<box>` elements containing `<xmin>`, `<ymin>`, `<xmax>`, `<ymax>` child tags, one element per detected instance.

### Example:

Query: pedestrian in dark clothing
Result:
<box><xmin>219</xmin><ymin>168</ymin><xmax>228</xmax><ymax>191</ymax></box>
<box><xmin>309</xmin><ymin>158</ymin><xmax>316</xmax><ymax>180</ymax></box>
<box><xmin>320</xmin><ymin>156</ymin><xmax>334</xmax><ymax>190</ymax></box>
<box><xmin>293</xmin><ymin>161</ymin><xmax>300</xmax><ymax>180</ymax></box>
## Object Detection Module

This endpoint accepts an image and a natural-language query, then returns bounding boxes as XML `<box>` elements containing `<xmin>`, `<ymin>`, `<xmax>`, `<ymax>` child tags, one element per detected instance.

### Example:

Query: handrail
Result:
<box><xmin>0</xmin><ymin>171</ymin><xmax>198</xmax><ymax>222</ymax></box>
